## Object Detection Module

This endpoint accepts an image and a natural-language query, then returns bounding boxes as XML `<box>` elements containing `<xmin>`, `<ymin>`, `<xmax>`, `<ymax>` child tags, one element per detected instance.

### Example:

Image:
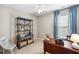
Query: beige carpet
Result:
<box><xmin>14</xmin><ymin>39</ymin><xmax>44</xmax><ymax>54</ymax></box>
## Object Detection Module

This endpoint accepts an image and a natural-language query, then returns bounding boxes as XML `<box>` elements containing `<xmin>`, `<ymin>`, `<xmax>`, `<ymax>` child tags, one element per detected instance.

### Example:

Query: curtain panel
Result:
<box><xmin>69</xmin><ymin>6</ymin><xmax>77</xmax><ymax>34</ymax></box>
<box><xmin>54</xmin><ymin>11</ymin><xmax>59</xmax><ymax>38</ymax></box>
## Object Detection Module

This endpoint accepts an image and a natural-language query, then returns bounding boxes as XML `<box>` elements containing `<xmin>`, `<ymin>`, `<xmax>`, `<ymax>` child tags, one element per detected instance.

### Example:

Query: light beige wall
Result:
<box><xmin>37</xmin><ymin>12</ymin><xmax>54</xmax><ymax>39</ymax></box>
<box><xmin>0</xmin><ymin>5</ymin><xmax>37</xmax><ymax>43</ymax></box>
<box><xmin>0</xmin><ymin>5</ymin><xmax>79</xmax><ymax>42</ymax></box>
<box><xmin>0</xmin><ymin>5</ymin><xmax>10</xmax><ymax>39</ymax></box>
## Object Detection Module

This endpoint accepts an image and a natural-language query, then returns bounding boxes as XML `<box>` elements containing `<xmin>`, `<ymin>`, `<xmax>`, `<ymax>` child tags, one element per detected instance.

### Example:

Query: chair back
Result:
<box><xmin>0</xmin><ymin>37</ymin><xmax>9</xmax><ymax>48</ymax></box>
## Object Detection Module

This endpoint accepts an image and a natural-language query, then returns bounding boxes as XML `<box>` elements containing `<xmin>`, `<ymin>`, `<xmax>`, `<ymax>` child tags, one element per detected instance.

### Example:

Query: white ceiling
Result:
<box><xmin>3</xmin><ymin>4</ymin><xmax>75</xmax><ymax>16</ymax></box>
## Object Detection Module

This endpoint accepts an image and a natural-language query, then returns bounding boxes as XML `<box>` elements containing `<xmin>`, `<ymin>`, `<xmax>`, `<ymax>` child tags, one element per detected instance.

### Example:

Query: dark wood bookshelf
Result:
<box><xmin>16</xmin><ymin>17</ymin><xmax>34</xmax><ymax>49</ymax></box>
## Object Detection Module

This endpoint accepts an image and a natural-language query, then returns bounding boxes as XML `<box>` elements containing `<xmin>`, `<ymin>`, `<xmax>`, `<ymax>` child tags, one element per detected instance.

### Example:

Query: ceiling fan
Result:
<box><xmin>36</xmin><ymin>4</ymin><xmax>49</xmax><ymax>14</ymax></box>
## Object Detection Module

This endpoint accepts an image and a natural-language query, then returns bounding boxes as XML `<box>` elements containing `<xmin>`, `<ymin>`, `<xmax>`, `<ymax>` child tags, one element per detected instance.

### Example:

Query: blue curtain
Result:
<box><xmin>69</xmin><ymin>6</ymin><xmax>77</xmax><ymax>34</ymax></box>
<box><xmin>54</xmin><ymin>11</ymin><xmax>59</xmax><ymax>38</ymax></box>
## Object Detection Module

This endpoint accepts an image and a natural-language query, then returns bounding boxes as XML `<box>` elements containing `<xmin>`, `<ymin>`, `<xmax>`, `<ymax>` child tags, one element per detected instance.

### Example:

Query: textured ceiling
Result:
<box><xmin>3</xmin><ymin>4</ymin><xmax>74</xmax><ymax>16</ymax></box>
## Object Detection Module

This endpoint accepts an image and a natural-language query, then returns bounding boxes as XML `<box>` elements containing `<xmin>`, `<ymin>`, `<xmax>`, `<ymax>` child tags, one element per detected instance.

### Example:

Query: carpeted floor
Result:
<box><xmin>14</xmin><ymin>39</ymin><xmax>44</xmax><ymax>54</ymax></box>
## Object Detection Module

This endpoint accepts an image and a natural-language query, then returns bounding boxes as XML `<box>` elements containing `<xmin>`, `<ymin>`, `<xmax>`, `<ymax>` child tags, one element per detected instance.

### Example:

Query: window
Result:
<box><xmin>57</xmin><ymin>14</ymin><xmax>70</xmax><ymax>39</ymax></box>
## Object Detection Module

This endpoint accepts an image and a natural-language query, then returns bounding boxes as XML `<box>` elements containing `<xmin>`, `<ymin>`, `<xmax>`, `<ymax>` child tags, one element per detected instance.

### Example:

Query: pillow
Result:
<box><xmin>70</xmin><ymin>34</ymin><xmax>79</xmax><ymax>43</ymax></box>
<box><xmin>72</xmin><ymin>43</ymin><xmax>79</xmax><ymax>49</ymax></box>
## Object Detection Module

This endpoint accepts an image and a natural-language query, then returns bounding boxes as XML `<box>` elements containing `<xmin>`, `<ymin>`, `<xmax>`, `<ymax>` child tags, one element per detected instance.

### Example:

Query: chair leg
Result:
<box><xmin>10</xmin><ymin>49</ymin><xmax>13</xmax><ymax>54</ymax></box>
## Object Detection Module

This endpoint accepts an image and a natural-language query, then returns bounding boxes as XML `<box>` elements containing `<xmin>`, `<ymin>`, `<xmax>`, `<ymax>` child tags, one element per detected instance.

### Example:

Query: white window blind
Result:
<box><xmin>57</xmin><ymin>14</ymin><xmax>69</xmax><ymax>39</ymax></box>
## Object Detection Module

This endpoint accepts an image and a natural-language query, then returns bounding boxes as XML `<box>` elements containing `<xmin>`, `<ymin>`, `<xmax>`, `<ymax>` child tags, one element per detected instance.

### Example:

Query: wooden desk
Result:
<box><xmin>43</xmin><ymin>38</ymin><xmax>79</xmax><ymax>54</ymax></box>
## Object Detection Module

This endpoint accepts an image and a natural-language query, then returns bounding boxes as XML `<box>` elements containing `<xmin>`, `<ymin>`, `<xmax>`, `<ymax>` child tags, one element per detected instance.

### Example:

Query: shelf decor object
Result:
<box><xmin>16</xmin><ymin>17</ymin><xmax>34</xmax><ymax>49</ymax></box>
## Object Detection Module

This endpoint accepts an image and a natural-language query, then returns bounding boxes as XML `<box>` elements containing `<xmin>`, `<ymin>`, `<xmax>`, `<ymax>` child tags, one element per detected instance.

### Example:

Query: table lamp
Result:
<box><xmin>70</xmin><ymin>34</ymin><xmax>79</xmax><ymax>49</ymax></box>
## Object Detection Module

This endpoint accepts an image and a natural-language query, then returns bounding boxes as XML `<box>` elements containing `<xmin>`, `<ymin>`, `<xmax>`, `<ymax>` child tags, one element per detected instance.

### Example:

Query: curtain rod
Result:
<box><xmin>53</xmin><ymin>4</ymin><xmax>79</xmax><ymax>12</ymax></box>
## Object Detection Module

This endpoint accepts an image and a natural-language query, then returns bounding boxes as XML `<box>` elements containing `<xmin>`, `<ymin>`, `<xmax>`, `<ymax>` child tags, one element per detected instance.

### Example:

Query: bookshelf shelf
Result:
<box><xmin>16</xmin><ymin>17</ymin><xmax>34</xmax><ymax>49</ymax></box>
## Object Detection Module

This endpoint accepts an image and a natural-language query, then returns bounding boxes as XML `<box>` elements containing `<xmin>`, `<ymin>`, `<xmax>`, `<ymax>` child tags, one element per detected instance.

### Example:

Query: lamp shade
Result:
<box><xmin>70</xmin><ymin>34</ymin><xmax>79</xmax><ymax>43</ymax></box>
